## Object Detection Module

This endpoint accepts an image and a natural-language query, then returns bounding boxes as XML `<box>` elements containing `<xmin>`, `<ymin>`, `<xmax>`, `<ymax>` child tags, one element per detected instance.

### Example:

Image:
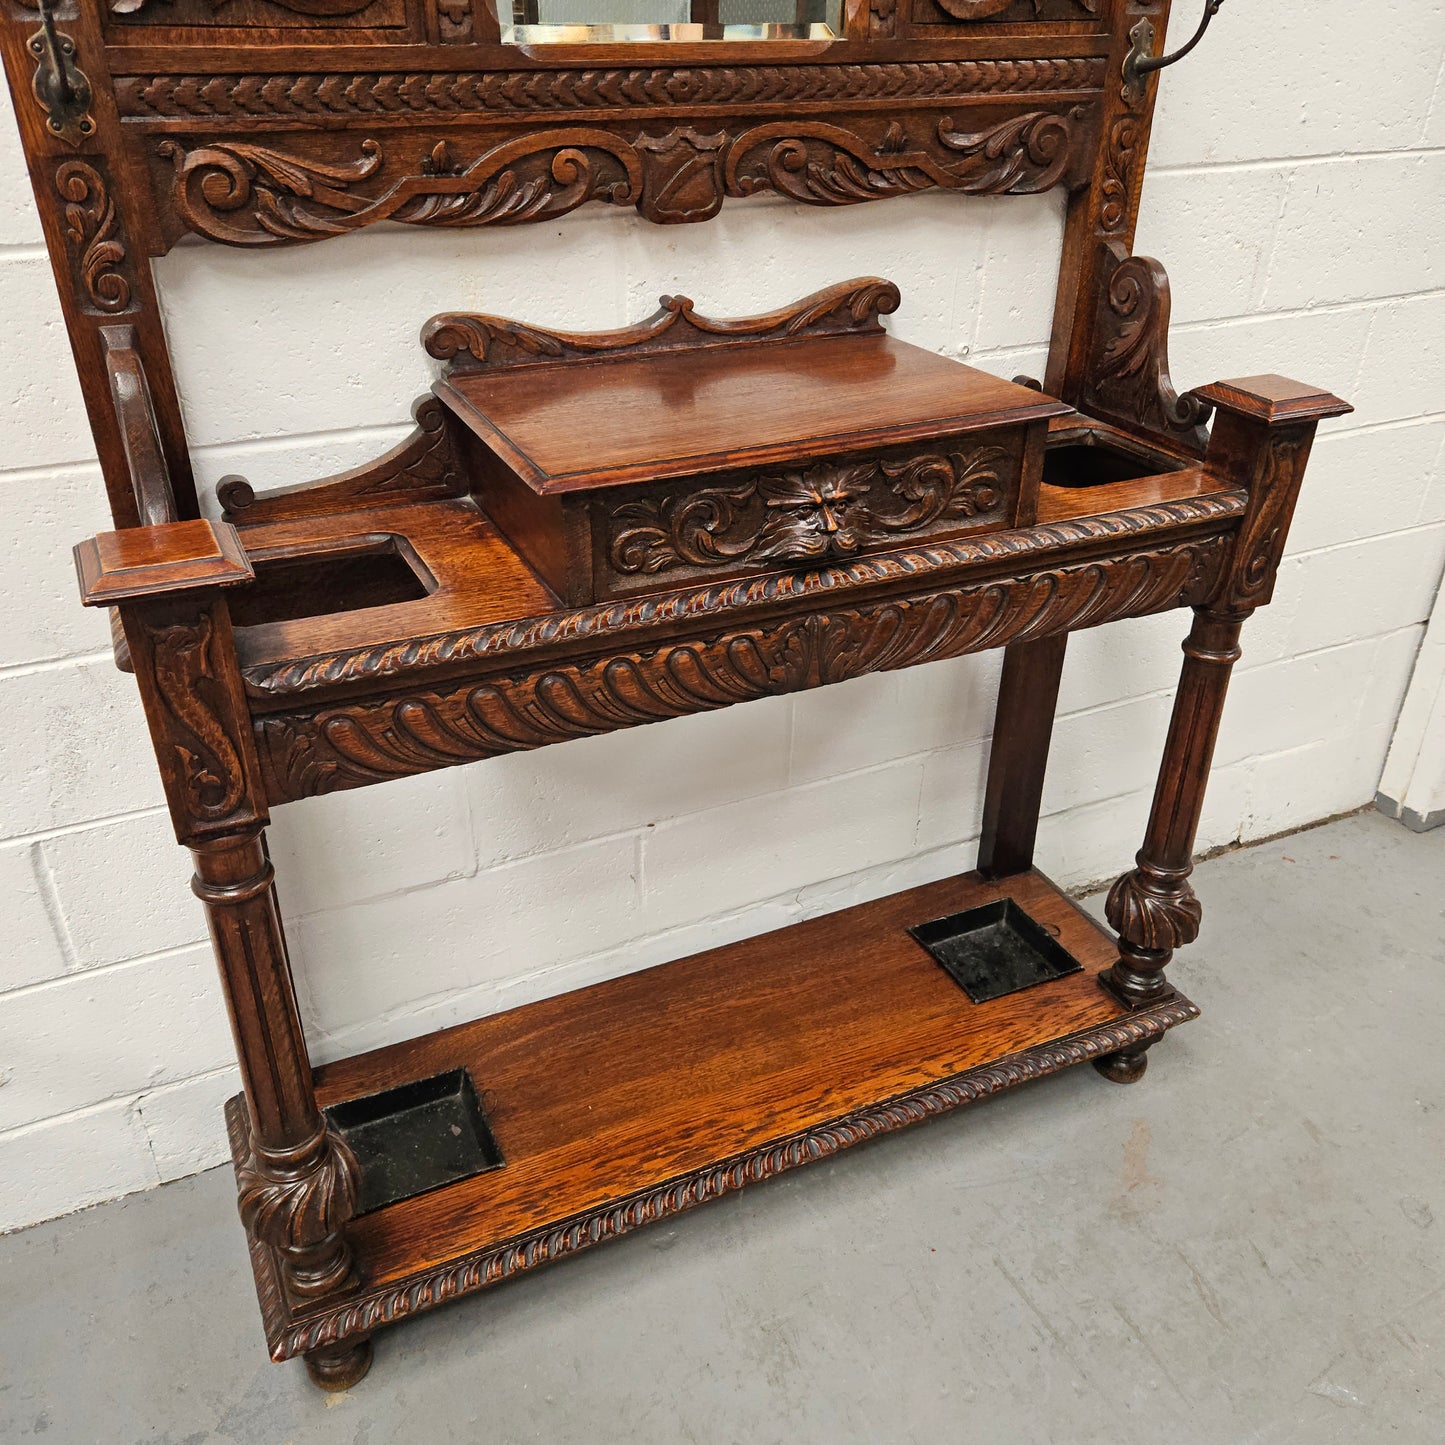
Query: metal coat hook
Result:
<box><xmin>1122</xmin><ymin>1</ymin><xmax>1226</xmax><ymax>105</ymax></box>
<box><xmin>27</xmin><ymin>0</ymin><xmax>94</xmax><ymax>149</ymax></box>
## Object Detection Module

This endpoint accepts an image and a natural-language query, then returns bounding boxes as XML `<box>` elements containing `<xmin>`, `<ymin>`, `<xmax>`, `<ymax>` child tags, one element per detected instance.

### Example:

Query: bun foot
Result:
<box><xmin>1093</xmin><ymin>1047</ymin><xmax>1150</xmax><ymax>1084</ymax></box>
<box><xmin>304</xmin><ymin>1337</ymin><xmax>373</xmax><ymax>1392</ymax></box>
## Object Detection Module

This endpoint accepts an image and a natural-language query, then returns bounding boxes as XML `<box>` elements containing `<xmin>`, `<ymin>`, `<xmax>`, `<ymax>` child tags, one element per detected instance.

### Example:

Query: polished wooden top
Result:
<box><xmin>436</xmin><ymin>332</ymin><xmax>1071</xmax><ymax>495</ymax></box>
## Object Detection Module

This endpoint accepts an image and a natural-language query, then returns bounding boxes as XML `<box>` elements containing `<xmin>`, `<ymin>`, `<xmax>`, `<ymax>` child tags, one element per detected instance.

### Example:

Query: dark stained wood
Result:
<box><xmin>977</xmin><ymin>632</ymin><xmax>1068</xmax><ymax>878</ymax></box>
<box><xmin>231</xmin><ymin>865</ymin><xmax>1199</xmax><ymax>1361</ymax></box>
<box><xmin>1</xmin><ymin>0</ymin><xmax>1349</xmax><ymax>1391</ymax></box>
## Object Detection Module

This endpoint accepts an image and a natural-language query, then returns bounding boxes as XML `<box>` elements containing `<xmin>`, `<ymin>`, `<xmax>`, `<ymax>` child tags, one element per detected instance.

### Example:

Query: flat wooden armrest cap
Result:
<box><xmin>1193</xmin><ymin>374</ymin><xmax>1353</xmax><ymax>425</ymax></box>
<box><xmin>75</xmin><ymin>518</ymin><xmax>254</xmax><ymax>608</ymax></box>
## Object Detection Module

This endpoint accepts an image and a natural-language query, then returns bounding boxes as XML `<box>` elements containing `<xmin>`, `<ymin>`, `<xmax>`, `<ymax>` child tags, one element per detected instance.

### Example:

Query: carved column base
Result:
<box><xmin>304</xmin><ymin>1338</ymin><xmax>374</xmax><ymax>1392</ymax></box>
<box><xmin>237</xmin><ymin>1120</ymin><xmax>362</xmax><ymax>1303</ymax></box>
<box><xmin>1099</xmin><ymin>857</ymin><xmax>1201</xmax><ymax>1010</ymax></box>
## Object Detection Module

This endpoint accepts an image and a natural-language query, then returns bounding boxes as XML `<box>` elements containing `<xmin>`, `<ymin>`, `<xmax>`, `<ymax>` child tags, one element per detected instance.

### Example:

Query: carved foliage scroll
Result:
<box><xmin>156</xmin><ymin>108</ymin><xmax>1090</xmax><ymax>245</ymax></box>
<box><xmin>1082</xmin><ymin>242</ymin><xmax>1211</xmax><ymax>454</ymax></box>
<box><xmin>253</xmin><ymin>533</ymin><xmax>1231</xmax><ymax>801</ymax></box>
<box><xmin>56</xmin><ymin>161</ymin><xmax>133</xmax><ymax>314</ymax></box>
<box><xmin>608</xmin><ymin>448</ymin><xmax>1008</xmax><ymax>575</ymax></box>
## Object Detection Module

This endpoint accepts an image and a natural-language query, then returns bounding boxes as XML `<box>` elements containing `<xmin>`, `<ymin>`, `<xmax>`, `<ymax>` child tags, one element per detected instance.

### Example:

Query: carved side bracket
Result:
<box><xmin>423</xmin><ymin>276</ymin><xmax>900</xmax><ymax>372</ymax></box>
<box><xmin>1078</xmin><ymin>241</ymin><xmax>1212</xmax><ymax>454</ymax></box>
<box><xmin>218</xmin><ymin>394</ymin><xmax>465</xmax><ymax>523</ymax></box>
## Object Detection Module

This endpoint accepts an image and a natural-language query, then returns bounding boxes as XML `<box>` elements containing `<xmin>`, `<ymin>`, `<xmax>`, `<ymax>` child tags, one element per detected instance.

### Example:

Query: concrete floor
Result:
<box><xmin>2</xmin><ymin>810</ymin><xmax>1443</xmax><ymax>1445</ymax></box>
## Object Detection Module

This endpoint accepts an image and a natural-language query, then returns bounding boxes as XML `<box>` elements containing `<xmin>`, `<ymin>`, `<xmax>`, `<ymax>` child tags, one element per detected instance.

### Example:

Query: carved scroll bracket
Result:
<box><xmin>1079</xmin><ymin>242</ymin><xmax>1212</xmax><ymax>454</ymax></box>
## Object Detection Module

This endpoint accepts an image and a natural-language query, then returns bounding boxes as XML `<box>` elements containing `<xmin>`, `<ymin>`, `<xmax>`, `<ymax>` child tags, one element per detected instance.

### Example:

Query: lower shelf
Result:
<box><xmin>229</xmin><ymin>867</ymin><xmax>1198</xmax><ymax>1360</ymax></box>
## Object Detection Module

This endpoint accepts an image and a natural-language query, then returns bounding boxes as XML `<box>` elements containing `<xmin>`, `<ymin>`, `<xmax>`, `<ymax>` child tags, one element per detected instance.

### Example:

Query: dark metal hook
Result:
<box><xmin>1122</xmin><ymin>2</ymin><xmax>1226</xmax><ymax>104</ymax></box>
<box><xmin>26</xmin><ymin>0</ymin><xmax>93</xmax><ymax>146</ymax></box>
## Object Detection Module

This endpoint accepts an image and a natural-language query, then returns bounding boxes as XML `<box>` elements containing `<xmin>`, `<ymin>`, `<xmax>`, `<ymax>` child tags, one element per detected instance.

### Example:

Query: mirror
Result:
<box><xmin>504</xmin><ymin>0</ymin><xmax>842</xmax><ymax>43</ymax></box>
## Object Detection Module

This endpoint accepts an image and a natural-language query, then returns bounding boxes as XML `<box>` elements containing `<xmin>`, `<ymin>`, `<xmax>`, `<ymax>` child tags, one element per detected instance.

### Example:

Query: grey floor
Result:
<box><xmin>3</xmin><ymin>811</ymin><xmax>1443</xmax><ymax>1445</ymax></box>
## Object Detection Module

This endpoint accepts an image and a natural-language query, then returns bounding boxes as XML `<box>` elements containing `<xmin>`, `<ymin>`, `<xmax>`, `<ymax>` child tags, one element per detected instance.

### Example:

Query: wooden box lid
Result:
<box><xmin>430</xmin><ymin>285</ymin><xmax>1069</xmax><ymax>498</ymax></box>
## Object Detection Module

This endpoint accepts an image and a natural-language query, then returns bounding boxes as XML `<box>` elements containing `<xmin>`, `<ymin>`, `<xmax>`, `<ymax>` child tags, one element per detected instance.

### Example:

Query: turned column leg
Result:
<box><xmin>1094</xmin><ymin>606</ymin><xmax>1243</xmax><ymax>1079</ymax></box>
<box><xmin>79</xmin><ymin>535</ymin><xmax>370</xmax><ymax>1389</ymax></box>
<box><xmin>193</xmin><ymin>831</ymin><xmax>361</xmax><ymax>1307</ymax></box>
<box><xmin>978</xmin><ymin>633</ymin><xmax>1068</xmax><ymax>879</ymax></box>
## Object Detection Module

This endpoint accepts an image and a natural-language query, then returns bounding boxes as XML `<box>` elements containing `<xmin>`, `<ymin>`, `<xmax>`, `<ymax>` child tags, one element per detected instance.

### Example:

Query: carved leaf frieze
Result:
<box><xmin>253</xmin><ymin>534</ymin><xmax>1231</xmax><ymax>800</ymax></box>
<box><xmin>241</xmin><ymin>494</ymin><xmax>1249</xmax><ymax>698</ymax></box>
<box><xmin>155</xmin><ymin>108</ymin><xmax>1089</xmax><ymax>244</ymax></box>
<box><xmin>608</xmin><ymin>448</ymin><xmax>1008</xmax><ymax>576</ymax></box>
<box><xmin>117</xmin><ymin>60</ymin><xmax>1106</xmax><ymax>120</ymax></box>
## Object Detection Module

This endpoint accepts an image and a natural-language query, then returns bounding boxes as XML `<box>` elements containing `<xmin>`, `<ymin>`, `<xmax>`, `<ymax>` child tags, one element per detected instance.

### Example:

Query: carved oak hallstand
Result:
<box><xmin>5</xmin><ymin>0</ymin><xmax>1350</xmax><ymax>1390</ymax></box>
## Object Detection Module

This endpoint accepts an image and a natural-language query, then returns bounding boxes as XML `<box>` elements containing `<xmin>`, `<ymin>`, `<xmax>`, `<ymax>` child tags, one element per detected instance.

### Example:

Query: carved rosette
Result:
<box><xmin>1104</xmin><ymin>864</ymin><xmax>1202</xmax><ymax>953</ymax></box>
<box><xmin>607</xmin><ymin>447</ymin><xmax>1008</xmax><ymax>576</ymax></box>
<box><xmin>154</xmin><ymin>109</ymin><xmax>1088</xmax><ymax>245</ymax></box>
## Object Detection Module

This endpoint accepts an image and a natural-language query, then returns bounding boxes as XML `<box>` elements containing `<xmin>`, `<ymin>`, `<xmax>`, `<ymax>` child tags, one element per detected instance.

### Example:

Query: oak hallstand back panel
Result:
<box><xmin>6</xmin><ymin>0</ymin><xmax>1353</xmax><ymax>1390</ymax></box>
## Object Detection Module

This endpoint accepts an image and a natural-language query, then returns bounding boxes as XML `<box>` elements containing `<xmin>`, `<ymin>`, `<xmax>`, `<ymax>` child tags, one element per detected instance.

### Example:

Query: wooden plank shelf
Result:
<box><xmin>230</xmin><ymin>866</ymin><xmax>1198</xmax><ymax>1362</ymax></box>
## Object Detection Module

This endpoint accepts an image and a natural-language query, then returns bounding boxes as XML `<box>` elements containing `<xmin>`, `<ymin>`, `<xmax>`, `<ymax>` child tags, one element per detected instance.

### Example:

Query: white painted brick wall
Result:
<box><xmin>1</xmin><ymin>4</ymin><xmax>1443</xmax><ymax>1233</ymax></box>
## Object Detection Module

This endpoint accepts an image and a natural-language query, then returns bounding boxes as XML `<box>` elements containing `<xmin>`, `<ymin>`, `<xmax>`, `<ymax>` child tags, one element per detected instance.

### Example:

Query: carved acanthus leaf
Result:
<box><xmin>1083</xmin><ymin>243</ymin><xmax>1212</xmax><ymax>453</ymax></box>
<box><xmin>157</xmin><ymin>110</ymin><xmax>1087</xmax><ymax>246</ymax></box>
<box><xmin>241</xmin><ymin>493</ymin><xmax>1250</xmax><ymax>697</ymax></box>
<box><xmin>424</xmin><ymin>277</ymin><xmax>900</xmax><ymax>370</ymax></box>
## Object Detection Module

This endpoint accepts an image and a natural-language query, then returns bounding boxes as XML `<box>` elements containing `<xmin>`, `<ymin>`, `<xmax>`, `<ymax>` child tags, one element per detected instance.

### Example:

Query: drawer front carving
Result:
<box><xmin>597</xmin><ymin>435</ymin><xmax>1020</xmax><ymax>599</ymax></box>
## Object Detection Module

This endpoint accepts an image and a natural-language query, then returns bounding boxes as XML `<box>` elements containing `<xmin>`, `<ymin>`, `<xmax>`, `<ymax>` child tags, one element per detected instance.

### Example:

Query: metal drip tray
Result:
<box><xmin>908</xmin><ymin>899</ymin><xmax>1084</xmax><ymax>1004</ymax></box>
<box><xmin>325</xmin><ymin>1068</ymin><xmax>504</xmax><ymax>1215</ymax></box>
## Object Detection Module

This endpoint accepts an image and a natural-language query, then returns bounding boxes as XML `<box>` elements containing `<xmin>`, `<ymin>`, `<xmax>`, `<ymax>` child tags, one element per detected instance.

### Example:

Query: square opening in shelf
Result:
<box><xmin>1042</xmin><ymin>429</ymin><xmax>1186</xmax><ymax>488</ymax></box>
<box><xmin>908</xmin><ymin>899</ymin><xmax>1084</xmax><ymax>1004</ymax></box>
<box><xmin>324</xmin><ymin>1068</ymin><xmax>504</xmax><ymax>1215</ymax></box>
<box><xmin>229</xmin><ymin>536</ymin><xmax>434</xmax><ymax>629</ymax></box>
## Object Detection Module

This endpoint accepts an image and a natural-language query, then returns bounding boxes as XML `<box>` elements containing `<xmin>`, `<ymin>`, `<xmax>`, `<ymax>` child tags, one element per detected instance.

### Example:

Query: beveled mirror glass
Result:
<box><xmin>504</xmin><ymin>0</ymin><xmax>842</xmax><ymax>43</ymax></box>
